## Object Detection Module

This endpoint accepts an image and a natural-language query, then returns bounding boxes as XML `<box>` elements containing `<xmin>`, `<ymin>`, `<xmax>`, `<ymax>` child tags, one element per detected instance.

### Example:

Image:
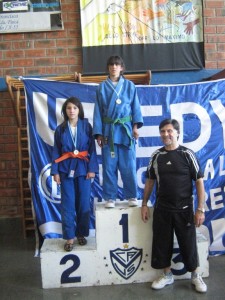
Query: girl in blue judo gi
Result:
<box><xmin>51</xmin><ymin>97</ymin><xmax>98</xmax><ymax>251</ymax></box>
<box><xmin>93</xmin><ymin>55</ymin><xmax>143</xmax><ymax>208</ymax></box>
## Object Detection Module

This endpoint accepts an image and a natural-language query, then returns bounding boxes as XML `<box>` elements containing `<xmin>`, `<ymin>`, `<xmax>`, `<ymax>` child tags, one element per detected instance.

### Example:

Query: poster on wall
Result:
<box><xmin>0</xmin><ymin>0</ymin><xmax>63</xmax><ymax>33</ymax></box>
<box><xmin>80</xmin><ymin>0</ymin><xmax>204</xmax><ymax>73</ymax></box>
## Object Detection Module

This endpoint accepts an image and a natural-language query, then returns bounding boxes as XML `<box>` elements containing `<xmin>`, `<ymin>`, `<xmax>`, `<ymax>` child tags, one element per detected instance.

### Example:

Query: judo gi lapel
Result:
<box><xmin>106</xmin><ymin>76</ymin><xmax>124</xmax><ymax>119</ymax></box>
<box><xmin>76</xmin><ymin>118</ymin><xmax>81</xmax><ymax>150</ymax></box>
<box><xmin>67</xmin><ymin>120</ymin><xmax>79</xmax><ymax>177</ymax></box>
<box><xmin>65</xmin><ymin>122</ymin><xmax>74</xmax><ymax>149</ymax></box>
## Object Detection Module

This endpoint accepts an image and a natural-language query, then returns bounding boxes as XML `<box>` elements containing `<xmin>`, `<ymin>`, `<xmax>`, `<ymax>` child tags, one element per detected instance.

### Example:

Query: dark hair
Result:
<box><xmin>61</xmin><ymin>97</ymin><xmax>84</xmax><ymax>125</ymax></box>
<box><xmin>106</xmin><ymin>55</ymin><xmax>125</xmax><ymax>74</ymax></box>
<box><xmin>159</xmin><ymin>119</ymin><xmax>180</xmax><ymax>134</ymax></box>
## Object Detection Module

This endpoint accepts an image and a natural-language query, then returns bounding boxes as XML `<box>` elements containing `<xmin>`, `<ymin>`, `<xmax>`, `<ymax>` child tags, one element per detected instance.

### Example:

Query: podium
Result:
<box><xmin>40</xmin><ymin>202</ymin><xmax>209</xmax><ymax>289</ymax></box>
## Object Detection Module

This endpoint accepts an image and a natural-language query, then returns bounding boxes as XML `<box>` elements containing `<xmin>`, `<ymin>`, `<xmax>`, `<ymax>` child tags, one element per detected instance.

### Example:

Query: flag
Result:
<box><xmin>23</xmin><ymin>77</ymin><xmax>225</xmax><ymax>255</ymax></box>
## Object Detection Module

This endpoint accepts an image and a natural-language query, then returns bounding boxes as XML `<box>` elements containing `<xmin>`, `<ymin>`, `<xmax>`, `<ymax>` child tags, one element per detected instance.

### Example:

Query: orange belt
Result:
<box><xmin>55</xmin><ymin>150</ymin><xmax>89</xmax><ymax>163</ymax></box>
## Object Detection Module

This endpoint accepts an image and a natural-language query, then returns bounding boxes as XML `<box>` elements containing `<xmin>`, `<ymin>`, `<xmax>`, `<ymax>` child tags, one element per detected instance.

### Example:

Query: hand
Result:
<box><xmin>194</xmin><ymin>211</ymin><xmax>205</xmax><ymax>227</ymax></box>
<box><xmin>53</xmin><ymin>174</ymin><xmax>61</xmax><ymax>185</ymax></box>
<box><xmin>97</xmin><ymin>135</ymin><xmax>103</xmax><ymax>148</ymax></box>
<box><xmin>184</xmin><ymin>18</ymin><xmax>199</xmax><ymax>35</ymax></box>
<box><xmin>132</xmin><ymin>124</ymin><xmax>139</xmax><ymax>140</ymax></box>
<box><xmin>86</xmin><ymin>172</ymin><xmax>95</xmax><ymax>179</ymax></box>
<box><xmin>141</xmin><ymin>206</ymin><xmax>150</xmax><ymax>223</ymax></box>
<box><xmin>133</xmin><ymin>128</ymin><xmax>139</xmax><ymax>139</ymax></box>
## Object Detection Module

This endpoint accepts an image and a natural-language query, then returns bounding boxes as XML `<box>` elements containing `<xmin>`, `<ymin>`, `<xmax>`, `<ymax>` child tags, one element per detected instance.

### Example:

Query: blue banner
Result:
<box><xmin>23</xmin><ymin>78</ymin><xmax>225</xmax><ymax>256</ymax></box>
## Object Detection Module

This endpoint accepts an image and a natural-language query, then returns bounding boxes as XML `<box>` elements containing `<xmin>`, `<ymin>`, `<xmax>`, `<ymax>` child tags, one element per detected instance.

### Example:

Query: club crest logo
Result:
<box><xmin>110</xmin><ymin>247</ymin><xmax>142</xmax><ymax>279</ymax></box>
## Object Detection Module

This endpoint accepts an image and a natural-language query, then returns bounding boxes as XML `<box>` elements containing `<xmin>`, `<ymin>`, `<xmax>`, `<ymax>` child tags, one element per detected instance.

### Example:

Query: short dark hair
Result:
<box><xmin>159</xmin><ymin>119</ymin><xmax>180</xmax><ymax>134</ymax></box>
<box><xmin>106</xmin><ymin>55</ymin><xmax>125</xmax><ymax>73</ymax></box>
<box><xmin>61</xmin><ymin>97</ymin><xmax>84</xmax><ymax>122</ymax></box>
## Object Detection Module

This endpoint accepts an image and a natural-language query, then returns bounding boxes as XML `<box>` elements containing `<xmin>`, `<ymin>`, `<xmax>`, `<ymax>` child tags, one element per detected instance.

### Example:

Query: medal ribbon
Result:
<box><xmin>68</xmin><ymin>121</ymin><xmax>77</xmax><ymax>151</ymax></box>
<box><xmin>106</xmin><ymin>78</ymin><xmax>123</xmax><ymax>101</ymax></box>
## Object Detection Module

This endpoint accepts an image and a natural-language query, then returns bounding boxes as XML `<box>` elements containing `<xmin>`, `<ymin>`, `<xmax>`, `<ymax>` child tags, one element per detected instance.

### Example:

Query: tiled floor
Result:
<box><xmin>0</xmin><ymin>217</ymin><xmax>225</xmax><ymax>300</ymax></box>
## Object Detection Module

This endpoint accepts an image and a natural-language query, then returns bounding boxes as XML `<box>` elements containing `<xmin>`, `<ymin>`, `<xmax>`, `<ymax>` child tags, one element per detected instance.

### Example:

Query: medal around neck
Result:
<box><xmin>106</xmin><ymin>79</ymin><xmax>123</xmax><ymax>104</ymax></box>
<box><xmin>74</xmin><ymin>150</ymin><xmax>79</xmax><ymax>155</ymax></box>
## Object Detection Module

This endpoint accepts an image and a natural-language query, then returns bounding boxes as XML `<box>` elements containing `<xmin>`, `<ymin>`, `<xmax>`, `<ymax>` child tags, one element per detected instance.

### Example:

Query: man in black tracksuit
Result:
<box><xmin>141</xmin><ymin>118</ymin><xmax>207</xmax><ymax>293</ymax></box>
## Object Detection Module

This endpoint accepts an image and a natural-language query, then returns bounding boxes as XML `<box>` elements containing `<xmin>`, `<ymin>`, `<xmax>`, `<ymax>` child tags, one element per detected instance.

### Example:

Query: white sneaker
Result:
<box><xmin>191</xmin><ymin>274</ymin><xmax>207</xmax><ymax>293</ymax></box>
<box><xmin>105</xmin><ymin>200</ymin><xmax>115</xmax><ymax>208</ymax></box>
<box><xmin>128</xmin><ymin>198</ymin><xmax>138</xmax><ymax>207</ymax></box>
<box><xmin>151</xmin><ymin>274</ymin><xmax>174</xmax><ymax>290</ymax></box>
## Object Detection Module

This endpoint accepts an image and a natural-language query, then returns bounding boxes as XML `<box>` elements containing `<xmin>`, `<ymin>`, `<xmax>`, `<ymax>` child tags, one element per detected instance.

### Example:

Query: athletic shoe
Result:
<box><xmin>128</xmin><ymin>198</ymin><xmax>138</xmax><ymax>207</ymax></box>
<box><xmin>191</xmin><ymin>274</ymin><xmax>207</xmax><ymax>293</ymax></box>
<box><xmin>151</xmin><ymin>274</ymin><xmax>174</xmax><ymax>290</ymax></box>
<box><xmin>105</xmin><ymin>200</ymin><xmax>115</xmax><ymax>208</ymax></box>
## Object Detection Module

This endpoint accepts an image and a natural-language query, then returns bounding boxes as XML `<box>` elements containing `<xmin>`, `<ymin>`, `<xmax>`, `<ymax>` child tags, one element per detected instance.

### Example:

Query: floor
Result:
<box><xmin>0</xmin><ymin>217</ymin><xmax>225</xmax><ymax>300</ymax></box>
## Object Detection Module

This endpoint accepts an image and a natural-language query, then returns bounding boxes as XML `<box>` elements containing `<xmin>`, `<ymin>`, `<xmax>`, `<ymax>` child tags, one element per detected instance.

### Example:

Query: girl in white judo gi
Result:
<box><xmin>93</xmin><ymin>55</ymin><xmax>143</xmax><ymax>208</ymax></box>
<box><xmin>51</xmin><ymin>97</ymin><xmax>98</xmax><ymax>251</ymax></box>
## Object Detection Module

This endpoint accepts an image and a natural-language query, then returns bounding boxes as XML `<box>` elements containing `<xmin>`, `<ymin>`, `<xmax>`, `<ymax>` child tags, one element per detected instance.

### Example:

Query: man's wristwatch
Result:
<box><xmin>197</xmin><ymin>207</ymin><xmax>205</xmax><ymax>213</ymax></box>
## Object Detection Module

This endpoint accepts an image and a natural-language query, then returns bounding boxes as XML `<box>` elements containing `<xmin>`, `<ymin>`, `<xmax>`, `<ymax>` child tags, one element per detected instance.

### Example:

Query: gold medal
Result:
<box><xmin>74</xmin><ymin>150</ymin><xmax>79</xmax><ymax>155</ymax></box>
<box><xmin>116</xmin><ymin>99</ymin><xmax>121</xmax><ymax>104</ymax></box>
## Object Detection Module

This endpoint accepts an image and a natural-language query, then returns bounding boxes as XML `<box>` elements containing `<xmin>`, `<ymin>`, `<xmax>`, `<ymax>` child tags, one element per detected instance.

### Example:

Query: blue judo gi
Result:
<box><xmin>93</xmin><ymin>76</ymin><xmax>143</xmax><ymax>201</ymax></box>
<box><xmin>51</xmin><ymin>118</ymin><xmax>98</xmax><ymax>240</ymax></box>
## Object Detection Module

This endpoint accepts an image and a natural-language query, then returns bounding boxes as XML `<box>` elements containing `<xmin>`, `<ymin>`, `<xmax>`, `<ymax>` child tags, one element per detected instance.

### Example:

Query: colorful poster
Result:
<box><xmin>81</xmin><ymin>0</ymin><xmax>203</xmax><ymax>46</ymax></box>
<box><xmin>80</xmin><ymin>0</ymin><xmax>204</xmax><ymax>73</ymax></box>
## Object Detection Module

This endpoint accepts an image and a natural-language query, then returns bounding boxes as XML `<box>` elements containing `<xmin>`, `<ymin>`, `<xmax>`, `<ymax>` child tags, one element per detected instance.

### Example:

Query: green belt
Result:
<box><xmin>103</xmin><ymin>115</ymin><xmax>132</xmax><ymax>155</ymax></box>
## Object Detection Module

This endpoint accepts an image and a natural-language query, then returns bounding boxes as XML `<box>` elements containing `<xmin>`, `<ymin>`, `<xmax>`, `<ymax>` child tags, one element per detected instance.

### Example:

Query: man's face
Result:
<box><xmin>159</xmin><ymin>124</ymin><xmax>179</xmax><ymax>147</ymax></box>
